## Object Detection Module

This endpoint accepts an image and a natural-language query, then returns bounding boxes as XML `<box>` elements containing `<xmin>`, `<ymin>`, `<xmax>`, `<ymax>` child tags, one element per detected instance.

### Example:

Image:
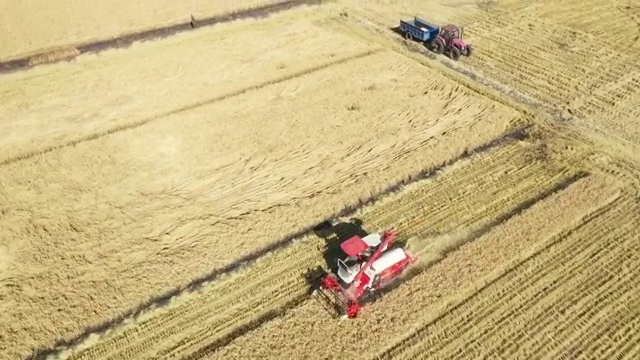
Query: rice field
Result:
<box><xmin>1</xmin><ymin>0</ymin><xmax>640</xmax><ymax>359</ymax></box>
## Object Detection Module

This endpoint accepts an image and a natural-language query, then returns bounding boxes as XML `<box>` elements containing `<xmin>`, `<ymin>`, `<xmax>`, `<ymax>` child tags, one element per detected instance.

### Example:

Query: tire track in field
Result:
<box><xmin>0</xmin><ymin>0</ymin><xmax>325</xmax><ymax>74</ymax></box>
<box><xmin>2</xmin><ymin>48</ymin><xmax>382</xmax><ymax>168</ymax></box>
<box><xmin>39</xmin><ymin>127</ymin><xmax>528</xmax><ymax>360</ymax></box>
<box><xmin>186</xmin><ymin>171</ymin><xmax>589</xmax><ymax>359</ymax></box>
<box><xmin>376</xmin><ymin>195</ymin><xmax>627</xmax><ymax>360</ymax></box>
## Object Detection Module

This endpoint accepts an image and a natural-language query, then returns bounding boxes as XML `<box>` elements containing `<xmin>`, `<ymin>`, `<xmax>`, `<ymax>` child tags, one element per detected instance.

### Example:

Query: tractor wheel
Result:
<box><xmin>405</xmin><ymin>32</ymin><xmax>413</xmax><ymax>41</ymax></box>
<box><xmin>449</xmin><ymin>47</ymin><xmax>462</xmax><ymax>61</ymax></box>
<box><xmin>430</xmin><ymin>38</ymin><xmax>445</xmax><ymax>54</ymax></box>
<box><xmin>464</xmin><ymin>44</ymin><xmax>474</xmax><ymax>57</ymax></box>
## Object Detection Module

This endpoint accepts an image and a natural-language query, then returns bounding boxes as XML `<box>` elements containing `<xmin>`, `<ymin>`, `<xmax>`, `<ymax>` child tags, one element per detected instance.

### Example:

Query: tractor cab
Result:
<box><xmin>440</xmin><ymin>24</ymin><xmax>463</xmax><ymax>44</ymax></box>
<box><xmin>316</xmin><ymin>229</ymin><xmax>418</xmax><ymax>318</ymax></box>
<box><xmin>431</xmin><ymin>23</ymin><xmax>472</xmax><ymax>60</ymax></box>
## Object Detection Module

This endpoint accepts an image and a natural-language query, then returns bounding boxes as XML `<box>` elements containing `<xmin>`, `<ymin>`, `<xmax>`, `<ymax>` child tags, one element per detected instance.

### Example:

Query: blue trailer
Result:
<box><xmin>399</xmin><ymin>16</ymin><xmax>440</xmax><ymax>43</ymax></box>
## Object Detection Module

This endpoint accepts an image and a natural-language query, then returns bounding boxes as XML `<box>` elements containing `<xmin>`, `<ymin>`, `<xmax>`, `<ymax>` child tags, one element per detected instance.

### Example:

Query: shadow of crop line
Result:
<box><xmin>0</xmin><ymin>0</ymin><xmax>325</xmax><ymax>75</ymax></box>
<box><xmin>32</xmin><ymin>126</ymin><xmax>529</xmax><ymax>360</ymax></box>
<box><xmin>185</xmin><ymin>171</ymin><xmax>591</xmax><ymax>359</ymax></box>
<box><xmin>1</xmin><ymin>48</ymin><xmax>380</xmax><ymax>168</ymax></box>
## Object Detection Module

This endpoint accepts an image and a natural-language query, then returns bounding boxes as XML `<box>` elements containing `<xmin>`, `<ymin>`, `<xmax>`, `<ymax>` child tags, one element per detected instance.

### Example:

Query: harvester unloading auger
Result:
<box><xmin>312</xmin><ymin>229</ymin><xmax>417</xmax><ymax>318</ymax></box>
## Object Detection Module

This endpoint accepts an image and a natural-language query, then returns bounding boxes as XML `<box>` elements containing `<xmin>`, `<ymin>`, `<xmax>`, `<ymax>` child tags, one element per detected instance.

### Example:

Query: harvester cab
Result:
<box><xmin>315</xmin><ymin>229</ymin><xmax>416</xmax><ymax>319</ymax></box>
<box><xmin>340</xmin><ymin>233</ymin><xmax>385</xmax><ymax>261</ymax></box>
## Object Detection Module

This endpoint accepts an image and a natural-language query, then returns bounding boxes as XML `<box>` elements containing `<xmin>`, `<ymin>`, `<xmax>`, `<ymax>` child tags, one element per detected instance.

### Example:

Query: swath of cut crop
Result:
<box><xmin>27</xmin><ymin>47</ymin><xmax>80</xmax><ymax>66</ymax></box>
<box><xmin>206</xmin><ymin>171</ymin><xmax>620</xmax><ymax>360</ymax></box>
<box><xmin>382</xmin><ymin>197</ymin><xmax>636</xmax><ymax>360</ymax></box>
<box><xmin>192</xmin><ymin>152</ymin><xmax>581</xmax><ymax>358</ymax></box>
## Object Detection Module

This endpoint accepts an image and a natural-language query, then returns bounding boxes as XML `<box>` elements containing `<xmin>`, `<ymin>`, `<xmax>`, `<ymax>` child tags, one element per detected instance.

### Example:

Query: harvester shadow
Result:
<box><xmin>305</xmin><ymin>218</ymin><xmax>410</xmax><ymax>317</ymax></box>
<box><xmin>305</xmin><ymin>218</ymin><xmax>369</xmax><ymax>316</ymax></box>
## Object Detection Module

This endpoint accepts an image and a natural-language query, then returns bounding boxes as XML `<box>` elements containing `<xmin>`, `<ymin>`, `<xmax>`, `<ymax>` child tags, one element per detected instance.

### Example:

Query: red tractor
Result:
<box><xmin>428</xmin><ymin>24</ymin><xmax>473</xmax><ymax>61</ymax></box>
<box><xmin>314</xmin><ymin>229</ymin><xmax>417</xmax><ymax>318</ymax></box>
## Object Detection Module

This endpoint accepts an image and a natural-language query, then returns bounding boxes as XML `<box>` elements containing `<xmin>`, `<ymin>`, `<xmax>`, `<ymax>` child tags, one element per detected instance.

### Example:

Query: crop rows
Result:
<box><xmin>64</xmin><ymin>238</ymin><xmax>325</xmax><ymax>360</ymax></box>
<box><xmin>60</xmin><ymin>137</ymin><xmax>573</xmax><ymax>360</ymax></box>
<box><xmin>465</xmin><ymin>20</ymin><xmax>626</xmax><ymax>108</ymax></box>
<box><xmin>202</xmin><ymin>145</ymin><xmax>580</xmax><ymax>356</ymax></box>
<box><xmin>570</xmin><ymin>68</ymin><xmax>640</xmax><ymax>146</ymax></box>
<box><xmin>206</xmin><ymin>160</ymin><xmax>619</xmax><ymax>360</ymax></box>
<box><xmin>525</xmin><ymin>0</ymin><xmax>639</xmax><ymax>53</ymax></box>
<box><xmin>381</xmin><ymin>197</ymin><xmax>640</xmax><ymax>360</ymax></box>
<box><xmin>363</xmin><ymin>140</ymin><xmax>547</xmax><ymax>229</ymax></box>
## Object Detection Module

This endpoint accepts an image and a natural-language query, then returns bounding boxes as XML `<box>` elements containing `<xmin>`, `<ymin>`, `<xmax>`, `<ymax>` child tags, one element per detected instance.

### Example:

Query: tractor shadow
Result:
<box><xmin>389</xmin><ymin>26</ymin><xmax>440</xmax><ymax>59</ymax></box>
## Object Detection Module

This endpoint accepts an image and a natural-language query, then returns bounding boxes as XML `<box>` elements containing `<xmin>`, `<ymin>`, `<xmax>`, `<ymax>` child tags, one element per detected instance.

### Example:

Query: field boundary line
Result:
<box><xmin>1</xmin><ymin>48</ymin><xmax>381</xmax><ymax>168</ymax></box>
<box><xmin>0</xmin><ymin>0</ymin><xmax>327</xmax><ymax>74</ymax></box>
<box><xmin>372</xmin><ymin>190</ymin><xmax>626</xmax><ymax>360</ymax></box>
<box><xmin>37</xmin><ymin>126</ymin><xmax>529</xmax><ymax>360</ymax></box>
<box><xmin>191</xmin><ymin>170</ymin><xmax>591</xmax><ymax>359</ymax></box>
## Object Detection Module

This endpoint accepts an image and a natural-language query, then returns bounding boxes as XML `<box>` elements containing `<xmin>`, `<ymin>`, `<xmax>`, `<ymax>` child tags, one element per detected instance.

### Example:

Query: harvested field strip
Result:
<box><xmin>190</xmin><ymin>165</ymin><xmax>583</xmax><ymax>359</ymax></box>
<box><xmin>384</xmin><ymin>199</ymin><xmax>639</xmax><ymax>360</ymax></box>
<box><xmin>371</xmin><ymin>166</ymin><xmax>578</xmax><ymax>240</ymax></box>
<box><xmin>57</xmin><ymin>140</ymin><xmax>566</xmax><ymax>360</ymax></box>
<box><xmin>529</xmin><ymin>1</ymin><xmax>638</xmax><ymax>52</ymax></box>
<box><xmin>0</xmin><ymin>0</ymin><xmax>323</xmax><ymax>71</ymax></box>
<box><xmin>61</xmin><ymin>240</ymin><xmax>324</xmax><ymax>360</ymax></box>
<box><xmin>0</xmin><ymin>42</ymin><xmax>383</xmax><ymax>166</ymax></box>
<box><xmin>464</xmin><ymin>23</ymin><xmax>626</xmax><ymax>107</ymax></box>
<box><xmin>204</xmin><ymin>167</ymin><xmax>619</xmax><ymax>360</ymax></box>
<box><xmin>570</xmin><ymin>69</ymin><xmax>640</xmax><ymax>146</ymax></box>
<box><xmin>596</xmin><ymin>316</ymin><xmax>640</xmax><ymax>359</ymax></box>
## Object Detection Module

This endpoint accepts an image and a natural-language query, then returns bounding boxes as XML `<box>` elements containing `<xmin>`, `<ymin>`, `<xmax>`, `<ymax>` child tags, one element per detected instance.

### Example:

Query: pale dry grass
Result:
<box><xmin>3</xmin><ymin>0</ymin><xmax>638</xmax><ymax>358</ymax></box>
<box><xmin>0</xmin><ymin>19</ymin><xmax>518</xmax><ymax>360</ymax></box>
<box><xmin>0</xmin><ymin>7</ymin><xmax>353</xmax><ymax>165</ymax></box>
<box><xmin>205</xmin><ymin>171</ymin><xmax>623</xmax><ymax>359</ymax></box>
<box><xmin>0</xmin><ymin>0</ymin><xmax>285</xmax><ymax>61</ymax></box>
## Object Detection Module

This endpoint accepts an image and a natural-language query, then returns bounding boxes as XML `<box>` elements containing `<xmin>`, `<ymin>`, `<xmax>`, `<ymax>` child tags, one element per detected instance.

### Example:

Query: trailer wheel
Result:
<box><xmin>405</xmin><ymin>32</ymin><xmax>413</xmax><ymax>41</ymax></box>
<box><xmin>430</xmin><ymin>38</ymin><xmax>444</xmax><ymax>54</ymax></box>
<box><xmin>449</xmin><ymin>47</ymin><xmax>462</xmax><ymax>61</ymax></box>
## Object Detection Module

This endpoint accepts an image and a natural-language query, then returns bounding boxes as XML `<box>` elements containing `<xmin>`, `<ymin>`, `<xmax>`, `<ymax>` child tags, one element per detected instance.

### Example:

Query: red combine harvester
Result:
<box><xmin>315</xmin><ymin>229</ymin><xmax>417</xmax><ymax>318</ymax></box>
